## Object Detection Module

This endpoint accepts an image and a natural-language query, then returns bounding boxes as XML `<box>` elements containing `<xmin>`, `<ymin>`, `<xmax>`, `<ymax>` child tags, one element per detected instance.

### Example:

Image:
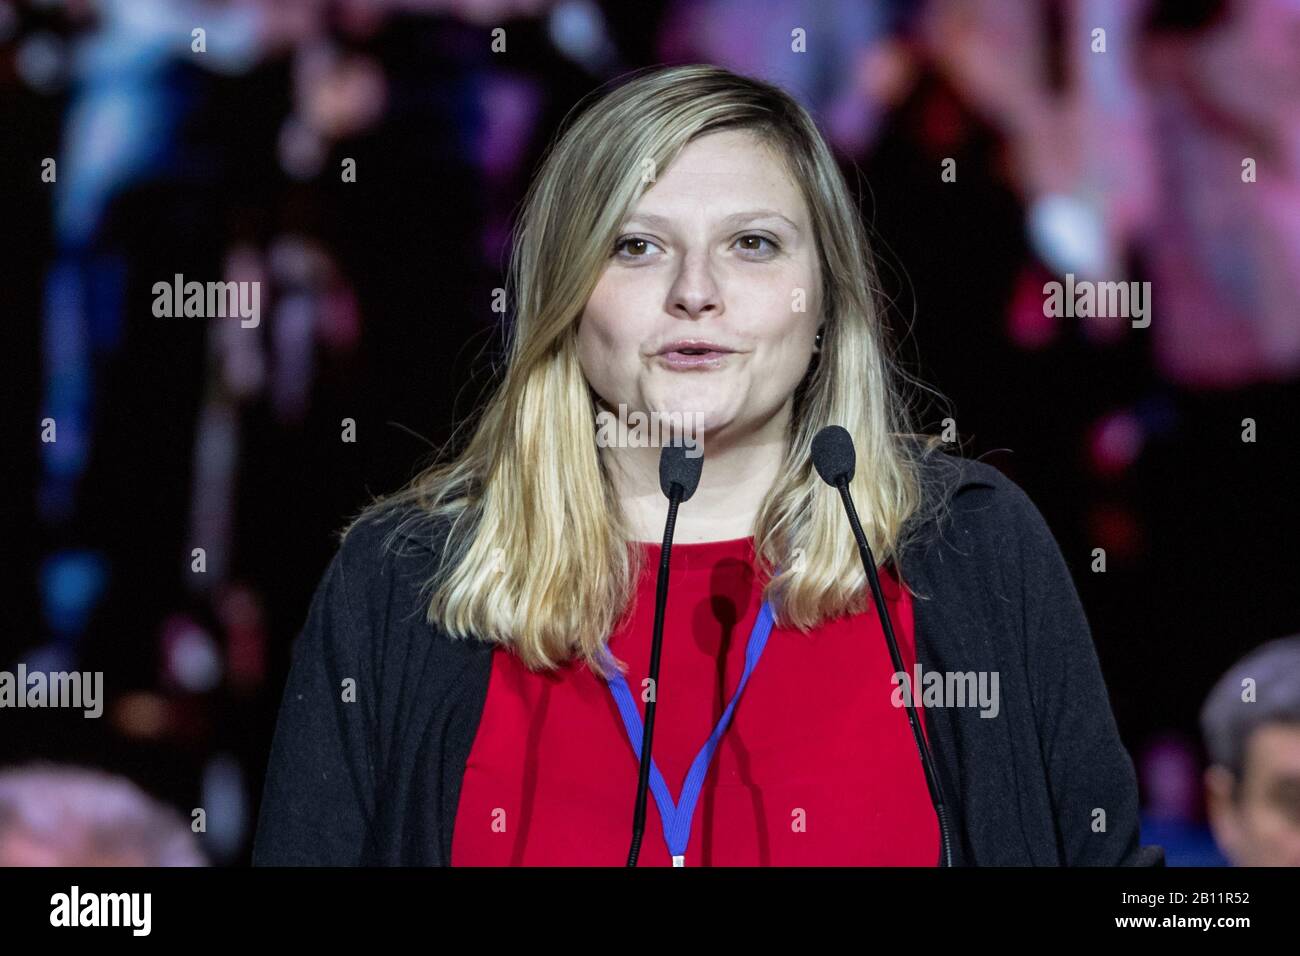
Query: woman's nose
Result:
<box><xmin>667</xmin><ymin>250</ymin><xmax>723</xmax><ymax>319</ymax></box>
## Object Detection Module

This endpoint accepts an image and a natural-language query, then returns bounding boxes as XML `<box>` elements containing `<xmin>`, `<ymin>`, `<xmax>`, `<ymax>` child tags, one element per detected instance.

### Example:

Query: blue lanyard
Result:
<box><xmin>604</xmin><ymin>599</ymin><xmax>776</xmax><ymax>866</ymax></box>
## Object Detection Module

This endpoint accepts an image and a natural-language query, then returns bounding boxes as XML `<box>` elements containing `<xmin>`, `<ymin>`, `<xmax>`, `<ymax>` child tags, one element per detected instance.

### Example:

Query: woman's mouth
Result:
<box><xmin>657</xmin><ymin>349</ymin><xmax>732</xmax><ymax>370</ymax></box>
<box><xmin>655</xmin><ymin>343</ymin><xmax>738</xmax><ymax>371</ymax></box>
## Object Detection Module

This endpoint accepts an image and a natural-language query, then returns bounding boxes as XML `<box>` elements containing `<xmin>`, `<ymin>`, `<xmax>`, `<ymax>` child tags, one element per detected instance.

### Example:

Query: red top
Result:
<box><xmin>451</xmin><ymin>536</ymin><xmax>939</xmax><ymax>866</ymax></box>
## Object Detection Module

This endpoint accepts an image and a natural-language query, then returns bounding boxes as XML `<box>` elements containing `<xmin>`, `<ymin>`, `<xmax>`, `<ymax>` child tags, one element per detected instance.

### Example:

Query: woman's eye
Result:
<box><xmin>612</xmin><ymin>234</ymin><xmax>780</xmax><ymax>259</ymax></box>
<box><xmin>735</xmin><ymin>234</ymin><xmax>779</xmax><ymax>256</ymax></box>
<box><xmin>613</xmin><ymin>236</ymin><xmax>661</xmax><ymax>258</ymax></box>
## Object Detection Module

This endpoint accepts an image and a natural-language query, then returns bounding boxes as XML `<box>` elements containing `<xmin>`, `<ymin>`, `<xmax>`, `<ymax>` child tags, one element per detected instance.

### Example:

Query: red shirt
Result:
<box><xmin>451</xmin><ymin>535</ymin><xmax>938</xmax><ymax>866</ymax></box>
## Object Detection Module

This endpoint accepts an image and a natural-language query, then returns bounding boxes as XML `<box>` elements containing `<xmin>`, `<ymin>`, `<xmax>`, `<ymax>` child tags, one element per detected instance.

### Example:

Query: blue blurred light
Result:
<box><xmin>39</xmin><ymin>550</ymin><xmax>110</xmax><ymax>640</ymax></box>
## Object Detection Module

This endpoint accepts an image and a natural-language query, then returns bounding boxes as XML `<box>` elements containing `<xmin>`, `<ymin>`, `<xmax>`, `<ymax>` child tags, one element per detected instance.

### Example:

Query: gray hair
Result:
<box><xmin>1199</xmin><ymin>635</ymin><xmax>1300</xmax><ymax>778</ymax></box>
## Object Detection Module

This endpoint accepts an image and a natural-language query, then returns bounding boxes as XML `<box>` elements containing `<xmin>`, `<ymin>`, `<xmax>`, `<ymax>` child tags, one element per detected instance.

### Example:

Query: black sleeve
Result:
<box><xmin>252</xmin><ymin>542</ymin><xmax>379</xmax><ymax>865</ymax></box>
<box><xmin>1003</xmin><ymin>479</ymin><xmax>1165</xmax><ymax>867</ymax></box>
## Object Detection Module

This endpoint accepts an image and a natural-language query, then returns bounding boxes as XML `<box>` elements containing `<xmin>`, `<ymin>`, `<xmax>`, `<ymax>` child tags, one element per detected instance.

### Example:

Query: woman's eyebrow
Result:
<box><xmin>622</xmin><ymin>210</ymin><xmax>801</xmax><ymax>233</ymax></box>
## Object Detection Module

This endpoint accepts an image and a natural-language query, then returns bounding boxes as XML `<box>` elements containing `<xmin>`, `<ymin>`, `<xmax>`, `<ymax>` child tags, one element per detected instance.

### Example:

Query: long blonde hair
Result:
<box><xmin>347</xmin><ymin>64</ymin><xmax>947</xmax><ymax>678</ymax></box>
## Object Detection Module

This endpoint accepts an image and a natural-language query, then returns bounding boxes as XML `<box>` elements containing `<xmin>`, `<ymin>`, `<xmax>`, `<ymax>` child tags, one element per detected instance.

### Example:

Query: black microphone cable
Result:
<box><xmin>626</xmin><ymin>442</ymin><xmax>704</xmax><ymax>866</ymax></box>
<box><xmin>810</xmin><ymin>425</ymin><xmax>955</xmax><ymax>867</ymax></box>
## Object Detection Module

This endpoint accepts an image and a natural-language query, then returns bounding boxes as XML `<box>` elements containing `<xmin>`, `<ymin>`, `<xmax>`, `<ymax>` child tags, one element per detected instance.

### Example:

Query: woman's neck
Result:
<box><xmin>601</xmin><ymin>413</ymin><xmax>790</xmax><ymax>545</ymax></box>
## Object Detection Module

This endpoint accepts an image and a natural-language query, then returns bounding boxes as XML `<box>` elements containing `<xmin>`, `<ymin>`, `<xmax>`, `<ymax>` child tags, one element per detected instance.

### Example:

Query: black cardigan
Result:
<box><xmin>252</xmin><ymin>449</ymin><xmax>1165</xmax><ymax>866</ymax></box>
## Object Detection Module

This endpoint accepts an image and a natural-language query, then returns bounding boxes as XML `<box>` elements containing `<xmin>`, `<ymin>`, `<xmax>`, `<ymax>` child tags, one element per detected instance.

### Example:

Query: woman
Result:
<box><xmin>252</xmin><ymin>64</ymin><xmax>1162</xmax><ymax>867</ymax></box>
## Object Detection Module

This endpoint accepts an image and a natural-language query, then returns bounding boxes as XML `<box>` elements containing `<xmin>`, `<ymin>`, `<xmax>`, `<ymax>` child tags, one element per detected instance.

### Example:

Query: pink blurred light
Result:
<box><xmin>1007</xmin><ymin>265</ymin><xmax>1059</xmax><ymax>349</ymax></box>
<box><xmin>159</xmin><ymin>613</ymin><xmax>223</xmax><ymax>693</ymax></box>
<box><xmin>1088</xmin><ymin>409</ymin><xmax>1145</xmax><ymax>477</ymax></box>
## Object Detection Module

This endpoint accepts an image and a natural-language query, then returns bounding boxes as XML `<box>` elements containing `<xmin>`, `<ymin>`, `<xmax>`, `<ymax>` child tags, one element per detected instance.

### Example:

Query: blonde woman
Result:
<box><xmin>253</xmin><ymin>65</ymin><xmax>1162</xmax><ymax>867</ymax></box>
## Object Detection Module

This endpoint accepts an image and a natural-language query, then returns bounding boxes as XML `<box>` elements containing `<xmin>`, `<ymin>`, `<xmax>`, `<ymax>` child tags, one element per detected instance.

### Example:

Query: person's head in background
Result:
<box><xmin>0</xmin><ymin>763</ymin><xmax>207</xmax><ymax>866</ymax></box>
<box><xmin>1200</xmin><ymin>635</ymin><xmax>1300</xmax><ymax>866</ymax></box>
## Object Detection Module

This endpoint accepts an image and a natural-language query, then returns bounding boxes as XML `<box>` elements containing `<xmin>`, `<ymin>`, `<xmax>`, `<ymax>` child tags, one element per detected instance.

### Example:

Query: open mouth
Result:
<box><xmin>656</xmin><ymin>348</ymin><xmax>732</xmax><ymax>369</ymax></box>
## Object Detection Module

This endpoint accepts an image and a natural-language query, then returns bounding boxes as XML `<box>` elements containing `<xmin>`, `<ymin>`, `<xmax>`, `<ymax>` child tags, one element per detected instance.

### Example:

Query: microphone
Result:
<box><xmin>626</xmin><ymin>442</ymin><xmax>704</xmax><ymax>866</ymax></box>
<box><xmin>810</xmin><ymin>425</ymin><xmax>955</xmax><ymax>867</ymax></box>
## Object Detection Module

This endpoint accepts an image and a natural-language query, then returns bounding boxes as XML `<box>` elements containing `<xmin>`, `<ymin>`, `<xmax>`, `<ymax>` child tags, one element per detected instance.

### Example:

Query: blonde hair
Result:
<box><xmin>347</xmin><ymin>64</ymin><xmax>947</xmax><ymax>679</ymax></box>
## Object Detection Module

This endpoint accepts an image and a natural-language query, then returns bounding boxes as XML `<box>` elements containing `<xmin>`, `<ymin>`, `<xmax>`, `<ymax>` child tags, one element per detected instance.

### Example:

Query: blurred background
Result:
<box><xmin>2</xmin><ymin>0</ymin><xmax>1297</xmax><ymax>866</ymax></box>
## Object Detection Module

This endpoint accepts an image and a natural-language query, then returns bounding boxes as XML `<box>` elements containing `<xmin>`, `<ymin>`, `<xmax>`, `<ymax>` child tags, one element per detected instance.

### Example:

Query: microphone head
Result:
<box><xmin>659</xmin><ymin>442</ymin><xmax>704</xmax><ymax>502</ymax></box>
<box><xmin>811</xmin><ymin>425</ymin><xmax>856</xmax><ymax>486</ymax></box>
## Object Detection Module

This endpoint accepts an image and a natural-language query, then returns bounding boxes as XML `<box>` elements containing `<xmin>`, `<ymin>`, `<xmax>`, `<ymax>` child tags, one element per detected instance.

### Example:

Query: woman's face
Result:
<box><xmin>577</xmin><ymin>128</ymin><xmax>823</xmax><ymax>445</ymax></box>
